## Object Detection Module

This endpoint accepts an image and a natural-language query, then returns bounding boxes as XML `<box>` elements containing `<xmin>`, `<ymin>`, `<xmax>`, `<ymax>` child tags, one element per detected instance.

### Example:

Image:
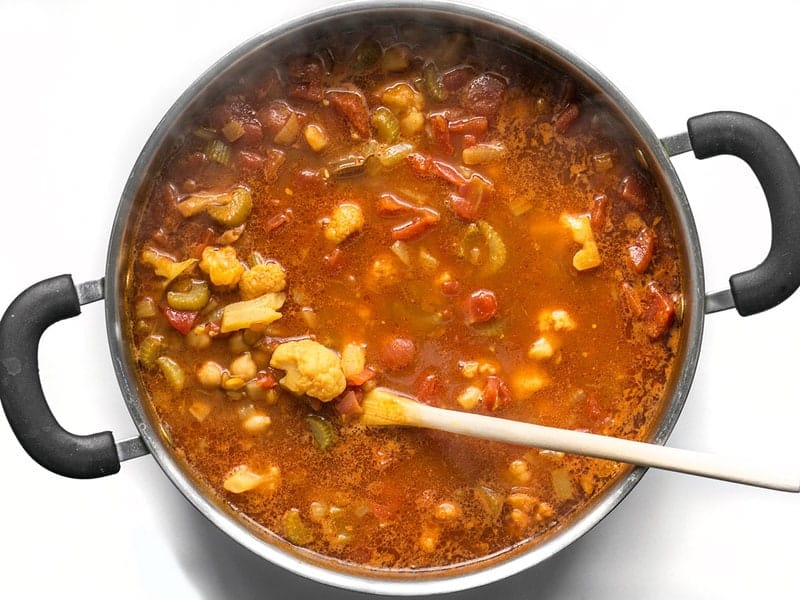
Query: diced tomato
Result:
<box><xmin>440</xmin><ymin>279</ymin><xmax>461</xmax><ymax>296</ymax></box>
<box><xmin>619</xmin><ymin>174</ymin><xmax>649</xmax><ymax>210</ymax></box>
<box><xmin>429</xmin><ymin>113</ymin><xmax>453</xmax><ymax>154</ymax></box>
<box><xmin>416</xmin><ymin>369</ymin><xmax>442</xmax><ymax>405</ymax></box>
<box><xmin>263</xmin><ymin>148</ymin><xmax>286</xmax><ymax>183</ymax></box>
<box><xmin>323</xmin><ymin>247</ymin><xmax>344</xmax><ymax>269</ymax></box>
<box><xmin>482</xmin><ymin>375</ymin><xmax>512</xmax><ymax>411</ymax></box>
<box><xmin>432</xmin><ymin>159</ymin><xmax>468</xmax><ymax>186</ymax></box>
<box><xmin>391</xmin><ymin>209</ymin><xmax>440</xmax><ymax>240</ymax></box>
<box><xmin>448</xmin><ymin>115</ymin><xmax>488</xmax><ymax>138</ymax></box>
<box><xmin>267</xmin><ymin>211</ymin><xmax>291</xmax><ymax>231</ymax></box>
<box><xmin>334</xmin><ymin>390</ymin><xmax>364</xmax><ymax>418</ymax></box>
<box><xmin>627</xmin><ymin>227</ymin><xmax>656</xmax><ymax>274</ymax></box>
<box><xmin>376</xmin><ymin>192</ymin><xmax>411</xmax><ymax>214</ymax></box>
<box><xmin>464</xmin><ymin>73</ymin><xmax>507</xmax><ymax>118</ymax></box>
<box><xmin>442</xmin><ymin>65</ymin><xmax>476</xmax><ymax>92</ymax></box>
<box><xmin>448</xmin><ymin>176</ymin><xmax>493</xmax><ymax>220</ymax></box>
<box><xmin>462</xmin><ymin>134</ymin><xmax>477</xmax><ymax>148</ymax></box>
<box><xmin>407</xmin><ymin>152</ymin><xmax>435</xmax><ymax>178</ymax></box>
<box><xmin>554</xmin><ymin>101</ymin><xmax>580</xmax><ymax>134</ymax></box>
<box><xmin>642</xmin><ymin>281</ymin><xmax>675</xmax><ymax>339</ymax></box>
<box><xmin>235</xmin><ymin>122</ymin><xmax>263</xmax><ymax>148</ymax></box>
<box><xmin>286</xmin><ymin>55</ymin><xmax>326</xmax><ymax>102</ymax></box>
<box><xmin>407</xmin><ymin>152</ymin><xmax>468</xmax><ymax>187</ymax></box>
<box><xmin>255</xmin><ymin>371</ymin><xmax>278</xmax><ymax>389</ymax></box>
<box><xmin>163</xmin><ymin>307</ymin><xmax>198</xmax><ymax>335</ymax></box>
<box><xmin>325</xmin><ymin>89</ymin><xmax>371</xmax><ymax>138</ymax></box>
<box><xmin>235</xmin><ymin>150</ymin><xmax>265</xmax><ymax>171</ymax></box>
<box><xmin>292</xmin><ymin>167</ymin><xmax>327</xmax><ymax>191</ymax></box>
<box><xmin>257</xmin><ymin>101</ymin><xmax>293</xmax><ymax>136</ymax></box>
<box><xmin>463</xmin><ymin>289</ymin><xmax>498</xmax><ymax>325</ymax></box>
<box><xmin>346</xmin><ymin>367</ymin><xmax>376</xmax><ymax>386</ymax></box>
<box><xmin>590</xmin><ymin>193</ymin><xmax>609</xmax><ymax>230</ymax></box>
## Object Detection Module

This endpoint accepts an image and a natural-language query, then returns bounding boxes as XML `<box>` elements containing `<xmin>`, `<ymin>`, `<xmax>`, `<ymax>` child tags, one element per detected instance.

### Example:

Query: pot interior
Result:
<box><xmin>104</xmin><ymin>3</ymin><xmax>703</xmax><ymax>595</ymax></box>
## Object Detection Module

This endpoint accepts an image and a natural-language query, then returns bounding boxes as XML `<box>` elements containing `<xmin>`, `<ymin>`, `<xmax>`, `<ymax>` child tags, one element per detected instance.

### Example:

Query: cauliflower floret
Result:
<box><xmin>239</xmin><ymin>262</ymin><xmax>286</xmax><ymax>299</ymax></box>
<box><xmin>538</xmin><ymin>309</ymin><xmax>577</xmax><ymax>332</ymax></box>
<box><xmin>200</xmin><ymin>246</ymin><xmax>244</xmax><ymax>286</ymax></box>
<box><xmin>270</xmin><ymin>339</ymin><xmax>346</xmax><ymax>402</ymax></box>
<box><xmin>365</xmin><ymin>253</ymin><xmax>403</xmax><ymax>290</ymax></box>
<box><xmin>560</xmin><ymin>213</ymin><xmax>601</xmax><ymax>271</ymax></box>
<box><xmin>324</xmin><ymin>203</ymin><xmax>364</xmax><ymax>244</ymax></box>
<box><xmin>510</xmin><ymin>367</ymin><xmax>550</xmax><ymax>400</ymax></box>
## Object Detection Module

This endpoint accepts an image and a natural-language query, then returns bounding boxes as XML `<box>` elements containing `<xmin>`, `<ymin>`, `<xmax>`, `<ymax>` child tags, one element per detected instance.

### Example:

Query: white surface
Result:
<box><xmin>1</xmin><ymin>1</ymin><xmax>799</xmax><ymax>598</ymax></box>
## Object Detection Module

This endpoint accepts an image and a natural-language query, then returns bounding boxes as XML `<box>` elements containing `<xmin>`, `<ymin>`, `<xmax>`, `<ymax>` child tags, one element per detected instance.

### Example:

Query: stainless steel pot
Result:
<box><xmin>2</xmin><ymin>2</ymin><xmax>799</xmax><ymax>595</ymax></box>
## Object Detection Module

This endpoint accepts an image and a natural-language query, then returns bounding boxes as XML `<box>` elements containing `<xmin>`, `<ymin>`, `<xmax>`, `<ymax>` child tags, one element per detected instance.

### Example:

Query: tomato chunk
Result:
<box><xmin>627</xmin><ymin>227</ymin><xmax>656</xmax><ymax>274</ymax></box>
<box><xmin>482</xmin><ymin>375</ymin><xmax>512</xmax><ymax>411</ymax></box>
<box><xmin>163</xmin><ymin>307</ymin><xmax>198</xmax><ymax>335</ymax></box>
<box><xmin>463</xmin><ymin>289</ymin><xmax>498</xmax><ymax>325</ymax></box>
<box><xmin>642</xmin><ymin>281</ymin><xmax>675</xmax><ymax>338</ymax></box>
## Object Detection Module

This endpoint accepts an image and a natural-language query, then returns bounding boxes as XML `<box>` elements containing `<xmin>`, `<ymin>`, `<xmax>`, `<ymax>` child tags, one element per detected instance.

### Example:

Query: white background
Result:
<box><xmin>1</xmin><ymin>1</ymin><xmax>799</xmax><ymax>598</ymax></box>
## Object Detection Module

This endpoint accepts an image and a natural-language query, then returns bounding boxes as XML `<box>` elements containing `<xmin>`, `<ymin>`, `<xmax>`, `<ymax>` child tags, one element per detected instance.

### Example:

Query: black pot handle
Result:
<box><xmin>685</xmin><ymin>111</ymin><xmax>800</xmax><ymax>316</ymax></box>
<box><xmin>0</xmin><ymin>275</ymin><xmax>121</xmax><ymax>478</ymax></box>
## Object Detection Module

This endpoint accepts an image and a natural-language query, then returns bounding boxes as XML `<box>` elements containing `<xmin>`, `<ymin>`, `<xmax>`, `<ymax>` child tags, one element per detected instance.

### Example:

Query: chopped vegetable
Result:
<box><xmin>163</xmin><ymin>307</ymin><xmax>198</xmax><ymax>335</ymax></box>
<box><xmin>422</xmin><ymin>62</ymin><xmax>447</xmax><ymax>101</ymax></box>
<box><xmin>135</xmin><ymin>297</ymin><xmax>158</xmax><ymax>319</ymax></box>
<box><xmin>306</xmin><ymin>415</ymin><xmax>336</xmax><ymax>451</ymax></box>
<box><xmin>167</xmin><ymin>279</ymin><xmax>210</xmax><ymax>311</ymax></box>
<box><xmin>221</xmin><ymin>120</ymin><xmax>245</xmax><ymax>142</ymax></box>
<box><xmin>220</xmin><ymin>292</ymin><xmax>286</xmax><ymax>333</ymax></box>
<box><xmin>283</xmin><ymin>508</ymin><xmax>315</xmax><ymax>545</ymax></box>
<box><xmin>381</xmin><ymin>44</ymin><xmax>412</xmax><ymax>72</ymax></box>
<box><xmin>269</xmin><ymin>339</ymin><xmax>346</xmax><ymax>401</ymax></box>
<box><xmin>274</xmin><ymin>112</ymin><xmax>301</xmax><ymax>145</ymax></box>
<box><xmin>324</xmin><ymin>203</ymin><xmax>364</xmax><ymax>244</ymax></box>
<box><xmin>560</xmin><ymin>213</ymin><xmax>601</xmax><ymax>271</ymax></box>
<box><xmin>242</xmin><ymin>413</ymin><xmax>272</xmax><ymax>433</ymax></box>
<box><xmin>372</xmin><ymin>106</ymin><xmax>400</xmax><ymax>143</ymax></box>
<box><xmin>223</xmin><ymin>465</ymin><xmax>265</xmax><ymax>493</ymax></box>
<box><xmin>376</xmin><ymin>142</ymin><xmax>413</xmax><ymax>167</ymax></box>
<box><xmin>138</xmin><ymin>335</ymin><xmax>163</xmax><ymax>369</ymax></box>
<box><xmin>456</xmin><ymin>385</ymin><xmax>482</xmax><ymax>410</ymax></box>
<box><xmin>462</xmin><ymin>142</ymin><xmax>505</xmax><ymax>165</ymax></box>
<box><xmin>239</xmin><ymin>262</ymin><xmax>286</xmax><ymax>299</ymax></box>
<box><xmin>141</xmin><ymin>248</ymin><xmax>197</xmax><ymax>283</ymax></box>
<box><xmin>205</xmin><ymin>139</ymin><xmax>232</xmax><ymax>166</ymax></box>
<box><xmin>199</xmin><ymin>246</ymin><xmax>245</xmax><ymax>287</ymax></box>
<box><xmin>478</xmin><ymin>221</ymin><xmax>507</xmax><ymax>274</ymax></box>
<box><xmin>188</xmin><ymin>401</ymin><xmax>212</xmax><ymax>422</ymax></box>
<box><xmin>207</xmin><ymin>188</ymin><xmax>253</xmax><ymax>227</ymax></box>
<box><xmin>389</xmin><ymin>240</ymin><xmax>412</xmax><ymax>266</ymax></box>
<box><xmin>341</xmin><ymin>342</ymin><xmax>367</xmax><ymax>382</ymax></box>
<box><xmin>303</xmin><ymin>123</ymin><xmax>329</xmax><ymax>152</ymax></box>
<box><xmin>156</xmin><ymin>356</ymin><xmax>186</xmax><ymax>393</ymax></box>
<box><xmin>352</xmin><ymin>39</ymin><xmax>382</xmax><ymax>70</ymax></box>
<box><xmin>551</xmin><ymin>468</ymin><xmax>575</xmax><ymax>501</ymax></box>
<box><xmin>474</xmin><ymin>485</ymin><xmax>504</xmax><ymax>521</ymax></box>
<box><xmin>510</xmin><ymin>367</ymin><xmax>549</xmax><ymax>400</ymax></box>
<box><xmin>381</xmin><ymin>82</ymin><xmax>424</xmax><ymax>113</ymax></box>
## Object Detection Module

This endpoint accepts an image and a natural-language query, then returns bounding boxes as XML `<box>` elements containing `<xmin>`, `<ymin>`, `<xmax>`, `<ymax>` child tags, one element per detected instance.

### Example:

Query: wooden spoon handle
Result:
<box><xmin>400</xmin><ymin>398</ymin><xmax>800</xmax><ymax>492</ymax></box>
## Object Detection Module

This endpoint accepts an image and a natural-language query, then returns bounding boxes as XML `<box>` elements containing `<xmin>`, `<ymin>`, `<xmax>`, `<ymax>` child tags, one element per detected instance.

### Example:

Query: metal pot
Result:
<box><xmin>2</xmin><ymin>2</ymin><xmax>799</xmax><ymax>595</ymax></box>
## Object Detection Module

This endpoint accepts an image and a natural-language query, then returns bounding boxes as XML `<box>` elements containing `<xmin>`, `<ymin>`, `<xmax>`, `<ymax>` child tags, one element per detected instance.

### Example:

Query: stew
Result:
<box><xmin>127</xmin><ymin>25</ymin><xmax>682</xmax><ymax>570</ymax></box>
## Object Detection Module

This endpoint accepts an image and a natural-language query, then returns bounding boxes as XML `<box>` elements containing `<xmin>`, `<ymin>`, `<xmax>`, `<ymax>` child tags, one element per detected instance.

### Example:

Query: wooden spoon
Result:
<box><xmin>360</xmin><ymin>388</ymin><xmax>800</xmax><ymax>492</ymax></box>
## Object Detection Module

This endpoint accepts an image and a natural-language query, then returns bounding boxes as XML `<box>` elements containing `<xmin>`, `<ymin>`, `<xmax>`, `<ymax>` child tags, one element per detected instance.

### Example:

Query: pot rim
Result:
<box><xmin>104</xmin><ymin>1</ymin><xmax>705</xmax><ymax>595</ymax></box>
